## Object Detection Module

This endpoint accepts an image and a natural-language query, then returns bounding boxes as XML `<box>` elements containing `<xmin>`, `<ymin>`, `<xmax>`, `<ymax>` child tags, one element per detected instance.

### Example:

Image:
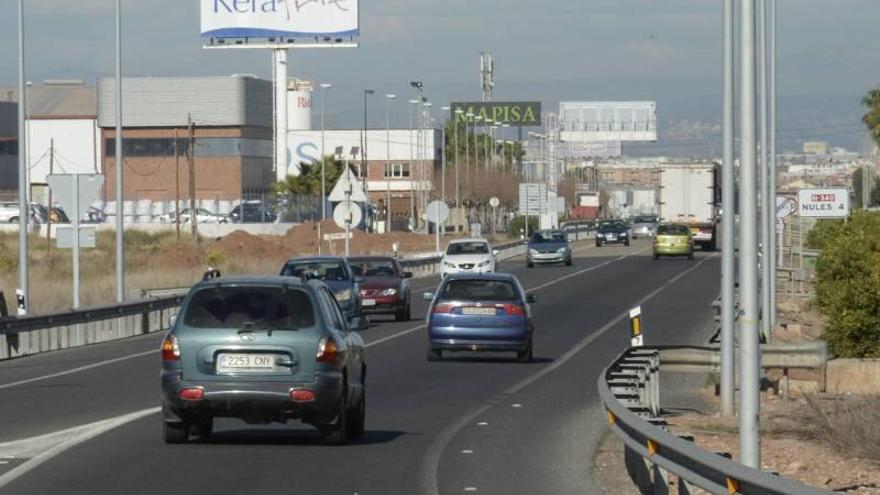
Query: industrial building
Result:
<box><xmin>0</xmin><ymin>102</ymin><xmax>16</xmax><ymax>194</ymax></box>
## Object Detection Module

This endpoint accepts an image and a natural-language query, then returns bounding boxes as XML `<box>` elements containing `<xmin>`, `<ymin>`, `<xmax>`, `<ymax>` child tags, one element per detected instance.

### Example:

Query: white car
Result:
<box><xmin>441</xmin><ymin>238</ymin><xmax>498</xmax><ymax>278</ymax></box>
<box><xmin>160</xmin><ymin>208</ymin><xmax>228</xmax><ymax>224</ymax></box>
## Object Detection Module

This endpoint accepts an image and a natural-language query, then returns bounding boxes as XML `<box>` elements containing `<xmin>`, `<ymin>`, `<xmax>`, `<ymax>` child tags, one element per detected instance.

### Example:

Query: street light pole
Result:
<box><xmin>385</xmin><ymin>94</ymin><xmax>396</xmax><ymax>232</ymax></box>
<box><xmin>408</xmin><ymin>99</ymin><xmax>417</xmax><ymax>231</ymax></box>
<box><xmin>769</xmin><ymin>0</ymin><xmax>779</xmax><ymax>328</ymax></box>
<box><xmin>759</xmin><ymin>0</ymin><xmax>772</xmax><ymax>343</ymax></box>
<box><xmin>720</xmin><ymin>0</ymin><xmax>736</xmax><ymax>418</ymax></box>
<box><xmin>739</xmin><ymin>0</ymin><xmax>762</xmax><ymax>469</ymax></box>
<box><xmin>320</xmin><ymin>83</ymin><xmax>332</xmax><ymax>220</ymax></box>
<box><xmin>363</xmin><ymin>89</ymin><xmax>375</xmax><ymax>211</ymax></box>
<box><xmin>441</xmin><ymin>107</ymin><xmax>450</xmax><ymax>212</ymax></box>
<box><xmin>16</xmin><ymin>0</ymin><xmax>28</xmax><ymax>314</ymax></box>
<box><xmin>115</xmin><ymin>0</ymin><xmax>125</xmax><ymax>303</ymax></box>
<box><xmin>455</xmin><ymin>109</ymin><xmax>464</xmax><ymax>209</ymax></box>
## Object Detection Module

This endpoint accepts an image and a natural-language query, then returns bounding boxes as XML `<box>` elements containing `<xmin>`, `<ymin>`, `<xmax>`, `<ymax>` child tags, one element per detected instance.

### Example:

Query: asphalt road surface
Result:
<box><xmin>0</xmin><ymin>239</ymin><xmax>720</xmax><ymax>495</ymax></box>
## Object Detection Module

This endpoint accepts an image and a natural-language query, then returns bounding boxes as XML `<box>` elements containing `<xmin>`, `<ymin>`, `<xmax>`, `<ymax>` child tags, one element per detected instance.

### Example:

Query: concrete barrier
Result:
<box><xmin>826</xmin><ymin>359</ymin><xmax>880</xmax><ymax>395</ymax></box>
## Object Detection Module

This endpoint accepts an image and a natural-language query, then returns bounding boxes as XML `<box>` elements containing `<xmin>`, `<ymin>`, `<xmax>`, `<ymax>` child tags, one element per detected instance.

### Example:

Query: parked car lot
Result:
<box><xmin>160</xmin><ymin>276</ymin><xmax>366</xmax><ymax>445</ymax></box>
<box><xmin>348</xmin><ymin>256</ymin><xmax>413</xmax><ymax>321</ymax></box>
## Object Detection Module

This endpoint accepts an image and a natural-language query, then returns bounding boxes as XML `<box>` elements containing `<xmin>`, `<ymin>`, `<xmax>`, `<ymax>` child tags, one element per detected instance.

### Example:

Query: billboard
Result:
<box><xmin>452</xmin><ymin>102</ymin><xmax>542</xmax><ymax>127</ymax></box>
<box><xmin>559</xmin><ymin>101</ymin><xmax>656</xmax><ymax>142</ymax></box>
<box><xmin>201</xmin><ymin>0</ymin><xmax>360</xmax><ymax>39</ymax></box>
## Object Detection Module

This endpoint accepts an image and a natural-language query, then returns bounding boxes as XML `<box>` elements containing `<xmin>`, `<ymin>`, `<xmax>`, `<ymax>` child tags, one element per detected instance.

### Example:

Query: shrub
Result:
<box><xmin>804</xmin><ymin>395</ymin><xmax>880</xmax><ymax>461</ymax></box>
<box><xmin>206</xmin><ymin>247</ymin><xmax>226</xmax><ymax>268</ymax></box>
<box><xmin>814</xmin><ymin>211</ymin><xmax>880</xmax><ymax>357</ymax></box>
<box><xmin>806</xmin><ymin>218</ymin><xmax>845</xmax><ymax>250</ymax></box>
<box><xmin>508</xmin><ymin>216</ymin><xmax>539</xmax><ymax>239</ymax></box>
<box><xmin>0</xmin><ymin>254</ymin><xmax>16</xmax><ymax>275</ymax></box>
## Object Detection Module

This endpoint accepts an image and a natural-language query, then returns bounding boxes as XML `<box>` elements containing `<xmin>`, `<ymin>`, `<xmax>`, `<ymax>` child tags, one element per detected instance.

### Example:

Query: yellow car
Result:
<box><xmin>653</xmin><ymin>224</ymin><xmax>694</xmax><ymax>260</ymax></box>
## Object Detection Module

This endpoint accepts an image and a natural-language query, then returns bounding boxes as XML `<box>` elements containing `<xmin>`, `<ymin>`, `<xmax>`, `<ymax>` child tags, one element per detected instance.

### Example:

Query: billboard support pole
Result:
<box><xmin>114</xmin><ymin>0</ymin><xmax>124</xmax><ymax>303</ymax></box>
<box><xmin>275</xmin><ymin>48</ymin><xmax>289</xmax><ymax>181</ymax></box>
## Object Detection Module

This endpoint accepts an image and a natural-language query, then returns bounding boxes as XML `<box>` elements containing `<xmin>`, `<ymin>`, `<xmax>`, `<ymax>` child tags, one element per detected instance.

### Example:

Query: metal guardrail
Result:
<box><xmin>0</xmin><ymin>230</ymin><xmax>593</xmax><ymax>361</ymax></box>
<box><xmin>599</xmin><ymin>346</ymin><xmax>832</xmax><ymax>495</ymax></box>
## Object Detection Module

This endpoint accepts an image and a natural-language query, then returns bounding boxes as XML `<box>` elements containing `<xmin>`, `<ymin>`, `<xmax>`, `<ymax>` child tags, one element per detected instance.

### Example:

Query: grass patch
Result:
<box><xmin>803</xmin><ymin>394</ymin><xmax>880</xmax><ymax>462</ymax></box>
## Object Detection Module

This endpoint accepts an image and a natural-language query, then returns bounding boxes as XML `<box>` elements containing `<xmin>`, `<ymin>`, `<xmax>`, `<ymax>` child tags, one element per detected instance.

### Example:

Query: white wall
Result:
<box><xmin>287</xmin><ymin>129</ymin><xmax>439</xmax><ymax>170</ymax></box>
<box><xmin>26</xmin><ymin>118</ymin><xmax>101</xmax><ymax>184</ymax></box>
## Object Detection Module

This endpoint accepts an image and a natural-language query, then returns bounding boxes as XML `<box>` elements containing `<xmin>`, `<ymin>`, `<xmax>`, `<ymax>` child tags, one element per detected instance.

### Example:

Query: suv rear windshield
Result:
<box><xmin>440</xmin><ymin>280</ymin><xmax>519</xmax><ymax>301</ymax></box>
<box><xmin>281</xmin><ymin>261</ymin><xmax>349</xmax><ymax>281</ymax></box>
<box><xmin>657</xmin><ymin>224</ymin><xmax>690</xmax><ymax>236</ymax></box>
<box><xmin>447</xmin><ymin>242</ymin><xmax>489</xmax><ymax>255</ymax></box>
<box><xmin>183</xmin><ymin>286</ymin><xmax>315</xmax><ymax>329</ymax></box>
<box><xmin>531</xmin><ymin>231</ymin><xmax>566</xmax><ymax>243</ymax></box>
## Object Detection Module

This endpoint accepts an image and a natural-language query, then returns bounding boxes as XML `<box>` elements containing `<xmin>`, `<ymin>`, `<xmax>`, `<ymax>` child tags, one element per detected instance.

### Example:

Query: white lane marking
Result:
<box><xmin>419</xmin><ymin>253</ymin><xmax>717</xmax><ymax>495</ymax></box>
<box><xmin>476</xmin><ymin>422</ymin><xmax>488</xmax><ymax>427</ymax></box>
<box><xmin>0</xmin><ymin>407</ymin><xmax>160</xmax><ymax>490</ymax></box>
<box><xmin>460</xmin><ymin>449</ymin><xmax>474</xmax><ymax>454</ymax></box>
<box><xmin>512</xmin><ymin>404</ymin><xmax>522</xmax><ymax>408</ymax></box>
<box><xmin>0</xmin><ymin>349</ymin><xmax>157</xmax><ymax>391</ymax></box>
<box><xmin>362</xmin><ymin>247</ymin><xmax>648</xmax><ymax>349</ymax></box>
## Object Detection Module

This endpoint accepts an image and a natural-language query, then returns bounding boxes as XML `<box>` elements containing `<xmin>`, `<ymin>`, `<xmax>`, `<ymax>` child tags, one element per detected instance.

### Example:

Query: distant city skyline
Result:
<box><xmin>1</xmin><ymin>1</ymin><xmax>879</xmax><ymax>155</ymax></box>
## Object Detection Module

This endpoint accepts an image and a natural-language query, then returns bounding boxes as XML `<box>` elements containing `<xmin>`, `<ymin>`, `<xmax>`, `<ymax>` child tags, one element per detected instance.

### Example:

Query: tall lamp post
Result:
<box><xmin>454</xmin><ymin>109</ymin><xmax>464</xmax><ymax>209</ymax></box>
<box><xmin>423</xmin><ymin>101</ymin><xmax>433</xmax><ymax>223</ymax></box>
<box><xmin>465</xmin><ymin>112</ymin><xmax>474</xmax><ymax>193</ymax></box>
<box><xmin>362</xmin><ymin>89</ymin><xmax>375</xmax><ymax>207</ymax></box>
<box><xmin>385</xmin><ymin>94</ymin><xmax>396</xmax><ymax>232</ymax></box>
<box><xmin>408</xmin><ymin>99</ymin><xmax>419</xmax><ymax>231</ymax></box>
<box><xmin>441</xmin><ymin>106</ymin><xmax>451</xmax><ymax>211</ymax></box>
<box><xmin>115</xmin><ymin>0</ymin><xmax>124</xmax><ymax>303</ymax></box>
<box><xmin>16</xmin><ymin>0</ymin><xmax>29</xmax><ymax>313</ymax></box>
<box><xmin>319</xmin><ymin>83</ymin><xmax>332</xmax><ymax>219</ymax></box>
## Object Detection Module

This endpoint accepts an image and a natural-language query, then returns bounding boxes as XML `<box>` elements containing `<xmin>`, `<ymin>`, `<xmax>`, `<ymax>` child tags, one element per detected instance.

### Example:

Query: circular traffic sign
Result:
<box><xmin>776</xmin><ymin>196</ymin><xmax>797</xmax><ymax>219</ymax></box>
<box><xmin>333</xmin><ymin>200</ymin><xmax>362</xmax><ymax>229</ymax></box>
<box><xmin>489</xmin><ymin>197</ymin><xmax>500</xmax><ymax>208</ymax></box>
<box><xmin>426</xmin><ymin>200</ymin><xmax>450</xmax><ymax>224</ymax></box>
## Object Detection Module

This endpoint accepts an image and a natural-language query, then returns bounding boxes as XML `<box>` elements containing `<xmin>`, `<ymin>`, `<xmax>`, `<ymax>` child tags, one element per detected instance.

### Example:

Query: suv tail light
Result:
<box><xmin>316</xmin><ymin>337</ymin><xmax>339</xmax><ymax>363</ymax></box>
<box><xmin>502</xmin><ymin>304</ymin><xmax>526</xmax><ymax>316</ymax></box>
<box><xmin>162</xmin><ymin>334</ymin><xmax>180</xmax><ymax>361</ymax></box>
<box><xmin>432</xmin><ymin>303</ymin><xmax>455</xmax><ymax>314</ymax></box>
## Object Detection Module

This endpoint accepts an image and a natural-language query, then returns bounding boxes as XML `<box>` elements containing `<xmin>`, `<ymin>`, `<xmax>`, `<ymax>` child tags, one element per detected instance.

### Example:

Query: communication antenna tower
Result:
<box><xmin>480</xmin><ymin>52</ymin><xmax>494</xmax><ymax>102</ymax></box>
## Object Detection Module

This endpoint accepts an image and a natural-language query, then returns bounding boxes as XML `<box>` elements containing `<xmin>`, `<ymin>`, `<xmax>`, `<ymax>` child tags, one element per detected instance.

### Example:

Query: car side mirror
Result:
<box><xmin>526</xmin><ymin>294</ymin><xmax>538</xmax><ymax>304</ymax></box>
<box><xmin>492</xmin><ymin>249</ymin><xmax>499</xmax><ymax>257</ymax></box>
<box><xmin>403</xmin><ymin>272</ymin><xmax>413</xmax><ymax>279</ymax></box>
<box><xmin>422</xmin><ymin>292</ymin><xmax>435</xmax><ymax>301</ymax></box>
<box><xmin>169</xmin><ymin>314</ymin><xmax>177</xmax><ymax>327</ymax></box>
<box><xmin>349</xmin><ymin>316</ymin><xmax>369</xmax><ymax>331</ymax></box>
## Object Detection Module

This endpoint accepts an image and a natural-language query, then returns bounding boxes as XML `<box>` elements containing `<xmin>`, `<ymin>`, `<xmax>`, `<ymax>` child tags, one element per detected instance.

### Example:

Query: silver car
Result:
<box><xmin>630</xmin><ymin>215</ymin><xmax>658</xmax><ymax>239</ymax></box>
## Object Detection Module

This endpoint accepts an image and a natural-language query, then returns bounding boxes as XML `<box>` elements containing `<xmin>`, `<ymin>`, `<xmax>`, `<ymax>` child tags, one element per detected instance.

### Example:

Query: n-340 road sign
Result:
<box><xmin>797</xmin><ymin>187</ymin><xmax>850</xmax><ymax>218</ymax></box>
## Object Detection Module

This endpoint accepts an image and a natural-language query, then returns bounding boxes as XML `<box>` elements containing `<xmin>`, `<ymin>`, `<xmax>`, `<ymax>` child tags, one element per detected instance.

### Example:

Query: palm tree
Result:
<box><xmin>861</xmin><ymin>87</ymin><xmax>880</xmax><ymax>149</ymax></box>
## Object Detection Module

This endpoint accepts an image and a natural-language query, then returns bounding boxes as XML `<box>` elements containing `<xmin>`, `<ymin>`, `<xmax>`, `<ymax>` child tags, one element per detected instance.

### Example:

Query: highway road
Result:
<box><xmin>0</xmin><ymin>239</ymin><xmax>720</xmax><ymax>495</ymax></box>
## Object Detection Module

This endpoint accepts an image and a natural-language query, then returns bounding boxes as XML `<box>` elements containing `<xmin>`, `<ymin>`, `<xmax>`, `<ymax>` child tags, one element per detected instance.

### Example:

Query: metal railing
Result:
<box><xmin>599</xmin><ymin>345</ymin><xmax>832</xmax><ymax>495</ymax></box>
<box><xmin>0</xmin><ymin>230</ymin><xmax>593</xmax><ymax>361</ymax></box>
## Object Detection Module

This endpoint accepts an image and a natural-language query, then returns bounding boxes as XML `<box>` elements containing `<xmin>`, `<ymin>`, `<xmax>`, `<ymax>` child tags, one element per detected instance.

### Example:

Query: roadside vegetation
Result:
<box><xmin>810</xmin><ymin>211</ymin><xmax>880</xmax><ymax>358</ymax></box>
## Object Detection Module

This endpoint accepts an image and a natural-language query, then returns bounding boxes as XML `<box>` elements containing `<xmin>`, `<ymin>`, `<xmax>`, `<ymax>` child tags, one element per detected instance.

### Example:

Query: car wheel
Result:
<box><xmin>527</xmin><ymin>261</ymin><xmax>534</xmax><ymax>268</ymax></box>
<box><xmin>595</xmin><ymin>241</ymin><xmax>602</xmax><ymax>247</ymax></box>
<box><xmin>688</xmin><ymin>250</ymin><xmax>695</xmax><ymax>260</ymax></box>
<box><xmin>395</xmin><ymin>302</ymin><xmax>410</xmax><ymax>322</ymax></box>
<box><xmin>320</xmin><ymin>385</ymin><xmax>349</xmax><ymax>445</ymax></box>
<box><xmin>163</xmin><ymin>421</ymin><xmax>190</xmax><ymax>444</ymax></box>
<box><xmin>8</xmin><ymin>217</ymin><xmax>18</xmax><ymax>224</ymax></box>
<box><xmin>346</xmin><ymin>386</ymin><xmax>366</xmax><ymax>439</ymax></box>
<box><xmin>427</xmin><ymin>348</ymin><xmax>442</xmax><ymax>361</ymax></box>
<box><xmin>624</xmin><ymin>240</ymin><xmax>630</xmax><ymax>247</ymax></box>
<box><xmin>653</xmin><ymin>253</ymin><xmax>660</xmax><ymax>260</ymax></box>
<box><xmin>565</xmin><ymin>257</ymin><xmax>572</xmax><ymax>266</ymax></box>
<box><xmin>516</xmin><ymin>341</ymin><xmax>533</xmax><ymax>363</ymax></box>
<box><xmin>193</xmin><ymin>417</ymin><xmax>214</xmax><ymax>439</ymax></box>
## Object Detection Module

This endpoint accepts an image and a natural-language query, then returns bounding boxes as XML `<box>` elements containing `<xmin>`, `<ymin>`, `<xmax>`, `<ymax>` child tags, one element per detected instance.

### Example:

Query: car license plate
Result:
<box><xmin>607</xmin><ymin>234</ymin><xmax>616</xmax><ymax>240</ymax></box>
<box><xmin>216</xmin><ymin>353</ymin><xmax>275</xmax><ymax>372</ymax></box>
<box><xmin>362</xmin><ymin>299</ymin><xmax>376</xmax><ymax>307</ymax></box>
<box><xmin>462</xmin><ymin>307</ymin><xmax>497</xmax><ymax>316</ymax></box>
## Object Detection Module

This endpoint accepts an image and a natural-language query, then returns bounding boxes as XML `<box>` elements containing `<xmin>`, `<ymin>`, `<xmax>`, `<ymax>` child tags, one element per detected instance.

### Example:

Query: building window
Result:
<box><xmin>105</xmin><ymin>137</ymin><xmax>272</xmax><ymax>158</ymax></box>
<box><xmin>384</xmin><ymin>163</ymin><xmax>410</xmax><ymax>178</ymax></box>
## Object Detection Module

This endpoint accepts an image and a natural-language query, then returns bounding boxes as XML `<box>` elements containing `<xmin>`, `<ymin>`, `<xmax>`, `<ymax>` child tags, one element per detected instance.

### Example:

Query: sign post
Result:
<box><xmin>46</xmin><ymin>174</ymin><xmax>104</xmax><ymax>310</ymax></box>
<box><xmin>629</xmin><ymin>306</ymin><xmax>643</xmax><ymax>347</ymax></box>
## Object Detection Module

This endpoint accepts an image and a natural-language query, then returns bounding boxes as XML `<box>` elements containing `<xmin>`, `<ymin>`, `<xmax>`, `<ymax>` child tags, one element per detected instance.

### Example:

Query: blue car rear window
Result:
<box><xmin>183</xmin><ymin>287</ymin><xmax>316</xmax><ymax>329</ymax></box>
<box><xmin>440</xmin><ymin>280</ymin><xmax>519</xmax><ymax>302</ymax></box>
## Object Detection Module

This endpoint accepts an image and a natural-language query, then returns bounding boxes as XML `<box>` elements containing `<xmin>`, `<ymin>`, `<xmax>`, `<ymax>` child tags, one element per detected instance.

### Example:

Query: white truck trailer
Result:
<box><xmin>658</xmin><ymin>162</ymin><xmax>720</xmax><ymax>251</ymax></box>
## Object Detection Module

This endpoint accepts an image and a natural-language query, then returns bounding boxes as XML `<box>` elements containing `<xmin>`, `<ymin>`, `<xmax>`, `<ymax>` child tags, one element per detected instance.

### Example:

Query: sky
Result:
<box><xmin>2</xmin><ymin>0</ymin><xmax>880</xmax><ymax>153</ymax></box>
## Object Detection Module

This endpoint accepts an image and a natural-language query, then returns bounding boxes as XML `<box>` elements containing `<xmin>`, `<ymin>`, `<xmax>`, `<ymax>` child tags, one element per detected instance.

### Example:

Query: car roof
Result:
<box><xmin>285</xmin><ymin>256</ymin><xmax>348</xmax><ymax>263</ymax></box>
<box><xmin>442</xmin><ymin>272</ymin><xmax>516</xmax><ymax>282</ymax></box>
<box><xmin>192</xmin><ymin>275</ymin><xmax>319</xmax><ymax>290</ymax></box>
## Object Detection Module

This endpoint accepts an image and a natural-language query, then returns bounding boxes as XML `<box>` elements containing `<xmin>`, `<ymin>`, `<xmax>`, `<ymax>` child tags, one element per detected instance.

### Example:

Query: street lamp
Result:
<box><xmin>465</xmin><ymin>112</ymin><xmax>475</xmax><ymax>190</ymax></box>
<box><xmin>422</xmin><ymin>101</ymin><xmax>433</xmax><ymax>224</ymax></box>
<box><xmin>319</xmin><ymin>83</ymin><xmax>332</xmax><ymax>219</ymax></box>
<box><xmin>408</xmin><ymin>99</ymin><xmax>419</xmax><ymax>231</ymax></box>
<box><xmin>454</xmin><ymin>108</ymin><xmax>464</xmax><ymax>209</ymax></box>
<box><xmin>362</xmin><ymin>89</ymin><xmax>375</xmax><ymax>202</ymax></box>
<box><xmin>440</xmin><ymin>106</ymin><xmax>451</xmax><ymax>211</ymax></box>
<box><xmin>502</xmin><ymin>123</ymin><xmax>511</xmax><ymax>173</ymax></box>
<box><xmin>385</xmin><ymin>94</ymin><xmax>396</xmax><ymax>232</ymax></box>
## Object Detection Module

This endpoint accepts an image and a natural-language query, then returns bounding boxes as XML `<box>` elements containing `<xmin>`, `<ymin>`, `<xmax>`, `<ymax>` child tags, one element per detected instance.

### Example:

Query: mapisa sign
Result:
<box><xmin>797</xmin><ymin>187</ymin><xmax>850</xmax><ymax>218</ymax></box>
<box><xmin>201</xmin><ymin>0</ymin><xmax>360</xmax><ymax>39</ymax></box>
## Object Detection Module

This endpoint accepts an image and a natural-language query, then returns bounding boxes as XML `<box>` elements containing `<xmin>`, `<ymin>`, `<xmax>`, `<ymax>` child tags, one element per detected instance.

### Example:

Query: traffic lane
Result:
<box><xmin>437</xmin><ymin>253</ymin><xmax>720</xmax><ymax>495</ymax></box>
<box><xmin>0</xmin><ymin>240</ymin><xmax>614</xmax><ymax>443</ymax></box>
<box><xmin>4</xmin><ymin>244</ymin><xmax>685</xmax><ymax>495</ymax></box>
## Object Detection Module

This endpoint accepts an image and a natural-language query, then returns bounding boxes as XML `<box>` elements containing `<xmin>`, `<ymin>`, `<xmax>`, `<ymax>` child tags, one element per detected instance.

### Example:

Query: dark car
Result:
<box><xmin>280</xmin><ymin>256</ymin><xmax>365</xmax><ymax>326</ymax></box>
<box><xmin>526</xmin><ymin>229</ymin><xmax>572</xmax><ymax>268</ymax></box>
<box><xmin>229</xmin><ymin>202</ymin><xmax>277</xmax><ymax>223</ymax></box>
<box><xmin>348</xmin><ymin>256</ymin><xmax>413</xmax><ymax>321</ymax></box>
<box><xmin>595</xmin><ymin>220</ymin><xmax>630</xmax><ymax>247</ymax></box>
<box><xmin>423</xmin><ymin>273</ymin><xmax>537</xmax><ymax>362</ymax></box>
<box><xmin>160</xmin><ymin>276</ymin><xmax>367</xmax><ymax>445</ymax></box>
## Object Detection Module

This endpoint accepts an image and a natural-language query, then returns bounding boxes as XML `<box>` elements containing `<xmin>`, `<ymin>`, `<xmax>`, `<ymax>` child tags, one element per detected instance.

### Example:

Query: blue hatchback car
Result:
<box><xmin>280</xmin><ymin>256</ymin><xmax>366</xmax><ymax>328</ymax></box>
<box><xmin>423</xmin><ymin>273</ymin><xmax>537</xmax><ymax>362</ymax></box>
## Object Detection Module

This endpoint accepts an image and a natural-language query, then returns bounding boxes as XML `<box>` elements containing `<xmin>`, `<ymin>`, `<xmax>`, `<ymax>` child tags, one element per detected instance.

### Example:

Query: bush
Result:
<box><xmin>206</xmin><ymin>247</ymin><xmax>226</xmax><ymax>268</ymax></box>
<box><xmin>0</xmin><ymin>254</ymin><xmax>16</xmax><ymax>275</ymax></box>
<box><xmin>807</xmin><ymin>219</ymin><xmax>846</xmax><ymax>250</ymax></box>
<box><xmin>508</xmin><ymin>216</ymin><xmax>539</xmax><ymax>239</ymax></box>
<box><xmin>814</xmin><ymin>211</ymin><xmax>880</xmax><ymax>357</ymax></box>
<box><xmin>804</xmin><ymin>395</ymin><xmax>880</xmax><ymax>461</ymax></box>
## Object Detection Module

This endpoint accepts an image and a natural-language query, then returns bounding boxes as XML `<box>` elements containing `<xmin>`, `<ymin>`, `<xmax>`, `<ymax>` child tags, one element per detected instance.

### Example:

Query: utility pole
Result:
<box><xmin>739</xmin><ymin>0</ymin><xmax>762</xmax><ymax>469</ymax></box>
<box><xmin>46</xmin><ymin>139</ymin><xmax>54</xmax><ymax>255</ymax></box>
<box><xmin>362</xmin><ymin>89</ymin><xmax>374</xmax><ymax>206</ymax></box>
<box><xmin>759</xmin><ymin>0</ymin><xmax>772</xmax><ymax>343</ymax></box>
<box><xmin>16</xmin><ymin>0</ymin><xmax>28</xmax><ymax>315</ymax></box>
<box><xmin>769</xmin><ymin>0</ymin><xmax>779</xmax><ymax>328</ymax></box>
<box><xmin>174</xmin><ymin>128</ymin><xmax>180</xmax><ymax>240</ymax></box>
<box><xmin>720</xmin><ymin>0</ymin><xmax>736</xmax><ymax>418</ymax></box>
<box><xmin>114</xmin><ymin>0</ymin><xmax>124</xmax><ymax>303</ymax></box>
<box><xmin>188</xmin><ymin>114</ymin><xmax>197</xmax><ymax>239</ymax></box>
<box><xmin>385</xmin><ymin>94</ymin><xmax>395</xmax><ymax>232</ymax></box>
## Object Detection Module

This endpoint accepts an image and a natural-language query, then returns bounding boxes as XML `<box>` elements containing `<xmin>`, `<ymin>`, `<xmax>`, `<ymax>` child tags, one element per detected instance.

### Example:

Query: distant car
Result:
<box><xmin>595</xmin><ymin>220</ymin><xmax>630</xmax><ymax>247</ymax></box>
<box><xmin>229</xmin><ymin>202</ymin><xmax>277</xmax><ymax>223</ymax></box>
<box><xmin>0</xmin><ymin>202</ymin><xmax>47</xmax><ymax>224</ymax></box>
<box><xmin>441</xmin><ymin>238</ymin><xmax>497</xmax><ymax>278</ymax></box>
<box><xmin>653</xmin><ymin>223</ymin><xmax>694</xmax><ymax>260</ymax></box>
<box><xmin>527</xmin><ymin>229</ymin><xmax>572</xmax><ymax>268</ymax></box>
<box><xmin>630</xmin><ymin>215</ymin><xmax>658</xmax><ymax>239</ymax></box>
<box><xmin>160</xmin><ymin>276</ymin><xmax>367</xmax><ymax>445</ymax></box>
<box><xmin>423</xmin><ymin>273</ymin><xmax>537</xmax><ymax>362</ymax></box>
<box><xmin>280</xmin><ymin>256</ymin><xmax>366</xmax><ymax>326</ymax></box>
<box><xmin>348</xmin><ymin>256</ymin><xmax>413</xmax><ymax>322</ymax></box>
<box><xmin>161</xmin><ymin>208</ymin><xmax>229</xmax><ymax>224</ymax></box>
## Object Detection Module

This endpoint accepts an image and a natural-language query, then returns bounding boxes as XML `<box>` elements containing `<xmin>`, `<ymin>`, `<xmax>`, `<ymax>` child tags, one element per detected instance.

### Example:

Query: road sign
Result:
<box><xmin>489</xmin><ymin>197</ymin><xmax>500</xmax><ymax>208</ymax></box>
<box><xmin>323</xmin><ymin>232</ymin><xmax>352</xmax><ymax>241</ymax></box>
<box><xmin>328</xmin><ymin>167</ymin><xmax>368</xmax><ymax>202</ymax></box>
<box><xmin>46</xmin><ymin>174</ymin><xmax>104</xmax><ymax>221</ymax></box>
<box><xmin>776</xmin><ymin>196</ymin><xmax>797</xmax><ymax>219</ymax></box>
<box><xmin>518</xmin><ymin>183</ymin><xmax>547</xmax><ymax>216</ymax></box>
<box><xmin>426</xmin><ymin>200</ymin><xmax>450</xmax><ymax>224</ymax></box>
<box><xmin>333</xmin><ymin>200</ymin><xmax>362</xmax><ymax>229</ymax></box>
<box><xmin>57</xmin><ymin>227</ymin><xmax>96</xmax><ymax>249</ymax></box>
<box><xmin>797</xmin><ymin>187</ymin><xmax>850</xmax><ymax>218</ymax></box>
